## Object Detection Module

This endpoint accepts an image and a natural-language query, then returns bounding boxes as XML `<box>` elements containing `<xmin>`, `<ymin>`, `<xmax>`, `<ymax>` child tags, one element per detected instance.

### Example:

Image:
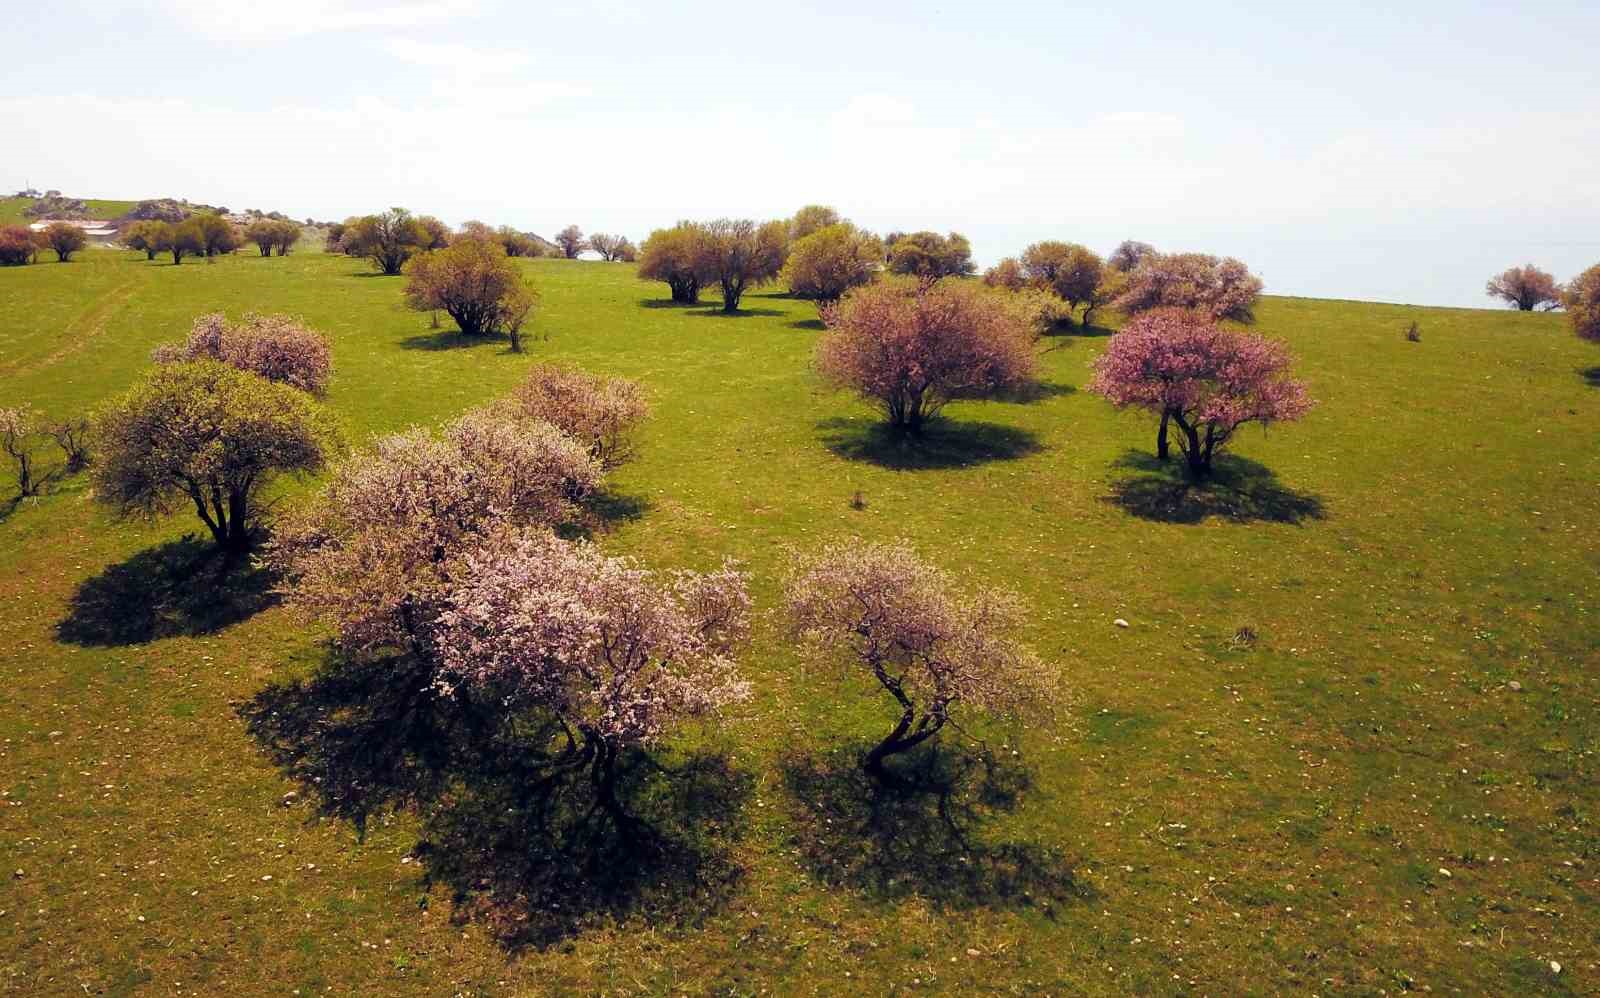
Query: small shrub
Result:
<box><xmin>1405</xmin><ymin>321</ymin><xmax>1422</xmax><ymax>342</ymax></box>
<box><xmin>50</xmin><ymin>417</ymin><xmax>91</xmax><ymax>472</ymax></box>
<box><xmin>0</xmin><ymin>405</ymin><xmax>44</xmax><ymax>496</ymax></box>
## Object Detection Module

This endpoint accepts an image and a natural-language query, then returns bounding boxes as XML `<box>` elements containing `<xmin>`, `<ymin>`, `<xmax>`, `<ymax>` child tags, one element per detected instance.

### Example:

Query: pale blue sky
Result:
<box><xmin>6</xmin><ymin>0</ymin><xmax>1598</xmax><ymax>306</ymax></box>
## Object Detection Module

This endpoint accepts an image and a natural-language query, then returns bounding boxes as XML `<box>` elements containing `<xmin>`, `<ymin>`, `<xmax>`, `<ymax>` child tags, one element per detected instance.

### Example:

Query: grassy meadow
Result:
<box><xmin>1</xmin><ymin>248</ymin><xmax>1597</xmax><ymax>995</ymax></box>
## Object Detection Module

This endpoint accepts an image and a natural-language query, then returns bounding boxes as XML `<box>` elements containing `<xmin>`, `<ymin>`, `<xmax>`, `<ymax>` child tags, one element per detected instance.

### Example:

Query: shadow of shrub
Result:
<box><xmin>240</xmin><ymin>655</ymin><xmax>751</xmax><ymax>950</ymax></box>
<box><xmin>399</xmin><ymin>329</ymin><xmax>517</xmax><ymax>352</ymax></box>
<box><xmin>780</xmin><ymin>741</ymin><xmax>1086</xmax><ymax>912</ymax></box>
<box><xmin>817</xmin><ymin>417</ymin><xmax>1043</xmax><ymax>470</ymax></box>
<box><xmin>57</xmin><ymin>535</ymin><xmax>278</xmax><ymax>646</ymax></box>
<box><xmin>1104</xmin><ymin>450</ymin><xmax>1326</xmax><ymax>525</ymax></box>
<box><xmin>1581</xmin><ymin>366</ymin><xmax>1600</xmax><ymax>388</ymax></box>
<box><xmin>688</xmin><ymin>306</ymin><xmax>786</xmax><ymax>319</ymax></box>
<box><xmin>993</xmin><ymin>381</ymin><xmax>1076</xmax><ymax>404</ymax></box>
<box><xmin>638</xmin><ymin>298</ymin><xmax>705</xmax><ymax>309</ymax></box>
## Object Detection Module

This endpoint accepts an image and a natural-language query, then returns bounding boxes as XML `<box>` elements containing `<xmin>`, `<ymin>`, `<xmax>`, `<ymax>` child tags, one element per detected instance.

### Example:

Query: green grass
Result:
<box><xmin>0</xmin><ymin>197</ymin><xmax>140</xmax><ymax>226</ymax></box>
<box><xmin>1</xmin><ymin>248</ymin><xmax>1597</xmax><ymax>995</ymax></box>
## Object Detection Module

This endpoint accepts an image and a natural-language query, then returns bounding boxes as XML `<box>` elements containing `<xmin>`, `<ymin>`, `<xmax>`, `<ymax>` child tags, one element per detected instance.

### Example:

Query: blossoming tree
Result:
<box><xmin>1089</xmin><ymin>308</ymin><xmax>1314</xmax><ymax>479</ymax></box>
<box><xmin>816</xmin><ymin>280</ymin><xmax>1037</xmax><ymax>435</ymax></box>
<box><xmin>154</xmin><ymin>312</ymin><xmax>333</xmax><ymax>396</ymax></box>
<box><xmin>431</xmin><ymin>527</ymin><xmax>752</xmax><ymax>818</ymax></box>
<box><xmin>785</xmin><ymin>541</ymin><xmax>1050</xmax><ymax>781</ymax></box>
<box><xmin>268</xmin><ymin>409</ymin><xmax>601</xmax><ymax>657</ymax></box>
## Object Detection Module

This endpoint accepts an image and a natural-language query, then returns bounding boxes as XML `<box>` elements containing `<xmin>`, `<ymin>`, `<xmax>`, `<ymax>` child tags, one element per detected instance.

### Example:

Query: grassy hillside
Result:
<box><xmin>0</xmin><ymin>197</ymin><xmax>140</xmax><ymax>226</ymax></box>
<box><xmin>1</xmin><ymin>249</ymin><xmax>1596</xmax><ymax>995</ymax></box>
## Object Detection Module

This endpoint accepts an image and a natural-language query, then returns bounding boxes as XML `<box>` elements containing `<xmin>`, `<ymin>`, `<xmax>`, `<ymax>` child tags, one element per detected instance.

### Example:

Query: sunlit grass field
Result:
<box><xmin>1</xmin><ymin>248</ymin><xmax>1596</xmax><ymax>995</ymax></box>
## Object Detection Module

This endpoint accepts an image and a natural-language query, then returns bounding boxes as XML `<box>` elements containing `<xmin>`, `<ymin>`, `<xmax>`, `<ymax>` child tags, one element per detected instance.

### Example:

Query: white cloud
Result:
<box><xmin>162</xmin><ymin>0</ymin><xmax>479</xmax><ymax>42</ymax></box>
<box><xmin>832</xmin><ymin>94</ymin><xmax>918</xmax><ymax>130</ymax></box>
<box><xmin>380</xmin><ymin>37</ymin><xmax>528</xmax><ymax>74</ymax></box>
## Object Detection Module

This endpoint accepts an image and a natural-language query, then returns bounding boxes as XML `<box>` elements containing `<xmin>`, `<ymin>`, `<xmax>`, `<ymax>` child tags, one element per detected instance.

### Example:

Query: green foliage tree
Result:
<box><xmin>403</xmin><ymin>240</ymin><xmax>537</xmax><ymax>349</ymax></box>
<box><xmin>637</xmin><ymin>222</ymin><xmax>710</xmax><ymax>304</ymax></box>
<box><xmin>696</xmin><ymin>218</ymin><xmax>789</xmax><ymax>312</ymax></box>
<box><xmin>92</xmin><ymin>362</ymin><xmax>341</xmax><ymax>552</ymax></box>
<box><xmin>886</xmin><ymin>231</ymin><xmax>975</xmax><ymax>280</ymax></box>
<box><xmin>781</xmin><ymin>223</ymin><xmax>883</xmax><ymax>303</ymax></box>
<box><xmin>790</xmin><ymin>204</ymin><xmax>842</xmax><ymax>241</ymax></box>
<box><xmin>43</xmin><ymin>222</ymin><xmax>88</xmax><ymax>262</ymax></box>
<box><xmin>343</xmin><ymin>208</ymin><xmax>428</xmax><ymax>275</ymax></box>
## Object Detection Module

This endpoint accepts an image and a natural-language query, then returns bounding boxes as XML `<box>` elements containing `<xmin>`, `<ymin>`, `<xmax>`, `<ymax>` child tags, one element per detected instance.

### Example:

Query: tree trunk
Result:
<box><xmin>224</xmin><ymin>489</ymin><xmax>252</xmax><ymax>553</ymax></box>
<box><xmin>722</xmin><ymin>279</ymin><xmax>741</xmax><ymax>312</ymax></box>
<box><xmin>1180</xmin><ymin>421</ymin><xmax>1209</xmax><ymax>480</ymax></box>
<box><xmin>1157</xmin><ymin>410</ymin><xmax>1171</xmax><ymax>460</ymax></box>
<box><xmin>864</xmin><ymin>706</ymin><xmax>945</xmax><ymax>782</ymax></box>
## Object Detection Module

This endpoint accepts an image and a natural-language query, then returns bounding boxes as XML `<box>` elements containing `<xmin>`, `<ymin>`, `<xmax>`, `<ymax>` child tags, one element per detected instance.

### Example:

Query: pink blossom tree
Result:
<box><xmin>1485</xmin><ymin>264</ymin><xmax>1563</xmax><ymax>311</ymax></box>
<box><xmin>785</xmin><ymin>540</ymin><xmax>1049</xmax><ymax>782</ymax></box>
<box><xmin>1113</xmin><ymin>252</ymin><xmax>1263</xmax><ymax>324</ymax></box>
<box><xmin>431</xmin><ymin>527</ymin><xmax>752</xmax><ymax>818</ymax></box>
<box><xmin>154</xmin><ymin>312</ymin><xmax>333</xmax><ymax>396</ymax></box>
<box><xmin>1088</xmin><ymin>309</ymin><xmax>1313</xmax><ymax>479</ymax></box>
<box><xmin>501</xmin><ymin>363</ymin><xmax>649</xmax><ymax>470</ymax></box>
<box><xmin>816</xmin><ymin>280</ymin><xmax>1038</xmax><ymax>435</ymax></box>
<box><xmin>268</xmin><ymin>409</ymin><xmax>602</xmax><ymax>657</ymax></box>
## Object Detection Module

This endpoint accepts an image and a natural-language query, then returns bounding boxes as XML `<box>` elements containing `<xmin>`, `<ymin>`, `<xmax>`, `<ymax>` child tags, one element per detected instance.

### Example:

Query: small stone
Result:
<box><xmin>1438</xmin><ymin>868</ymin><xmax>1451</xmax><ymax>878</ymax></box>
<box><xmin>11</xmin><ymin>870</ymin><xmax>21</xmax><ymax>879</ymax></box>
<box><xmin>1507</xmin><ymin>681</ymin><xmax>1523</xmax><ymax>692</ymax></box>
<box><xmin>966</xmin><ymin>948</ymin><xmax>980</xmax><ymax>956</ymax></box>
<box><xmin>1550</xmin><ymin>961</ymin><xmax>1562</xmax><ymax>975</ymax></box>
<box><xmin>261</xmin><ymin>875</ymin><xmax>272</xmax><ymax>882</ymax></box>
<box><xmin>1113</xmin><ymin>618</ymin><xmax>1130</xmax><ymax>629</ymax></box>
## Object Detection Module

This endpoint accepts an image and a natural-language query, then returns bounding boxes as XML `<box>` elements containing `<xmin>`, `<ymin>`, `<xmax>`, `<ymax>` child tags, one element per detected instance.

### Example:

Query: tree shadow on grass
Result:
<box><xmin>561</xmin><ymin>488</ymin><xmax>653</xmax><ymax>540</ymax></box>
<box><xmin>787</xmin><ymin>318</ymin><xmax>826</xmax><ymax>331</ymax></box>
<box><xmin>818</xmin><ymin>416</ymin><xmax>1043</xmax><ymax>470</ymax></box>
<box><xmin>688</xmin><ymin>306</ymin><xmax>786</xmax><ymax>319</ymax></box>
<box><xmin>780</xmin><ymin>741</ymin><xmax>1087</xmax><ymax>912</ymax></box>
<box><xmin>638</xmin><ymin>298</ymin><xmax>705</xmax><ymax>310</ymax></box>
<box><xmin>399</xmin><ymin>329</ymin><xmax>518</xmax><ymax>352</ymax></box>
<box><xmin>56</xmin><ymin>535</ymin><xmax>278</xmax><ymax>647</ymax></box>
<box><xmin>240</xmin><ymin>654</ymin><xmax>752</xmax><ymax>951</ymax></box>
<box><xmin>1105</xmin><ymin>450</ymin><xmax>1326</xmax><ymax>525</ymax></box>
<box><xmin>993</xmin><ymin>381</ymin><xmax>1076</xmax><ymax>404</ymax></box>
<box><xmin>1580</xmin><ymin>366</ymin><xmax>1600</xmax><ymax>388</ymax></box>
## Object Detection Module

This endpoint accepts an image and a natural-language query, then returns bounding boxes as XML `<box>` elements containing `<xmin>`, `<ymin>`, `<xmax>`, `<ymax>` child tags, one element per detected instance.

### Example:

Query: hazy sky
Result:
<box><xmin>7</xmin><ymin>0</ymin><xmax>1598</xmax><ymax>306</ymax></box>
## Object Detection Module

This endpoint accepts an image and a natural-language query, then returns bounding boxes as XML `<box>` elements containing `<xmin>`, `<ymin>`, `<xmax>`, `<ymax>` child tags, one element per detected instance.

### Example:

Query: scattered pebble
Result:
<box><xmin>1113</xmin><ymin>618</ymin><xmax>1130</xmax><ymax>629</ymax></box>
<box><xmin>1438</xmin><ymin>868</ymin><xmax>1452</xmax><ymax>878</ymax></box>
<box><xmin>1551</xmin><ymin>961</ymin><xmax>1562</xmax><ymax>975</ymax></box>
<box><xmin>1507</xmin><ymin>681</ymin><xmax>1523</xmax><ymax>692</ymax></box>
